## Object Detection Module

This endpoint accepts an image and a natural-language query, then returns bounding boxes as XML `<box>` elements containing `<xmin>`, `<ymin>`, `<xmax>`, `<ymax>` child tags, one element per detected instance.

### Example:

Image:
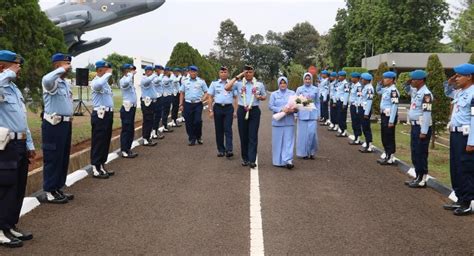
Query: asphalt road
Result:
<box><xmin>2</xmin><ymin>103</ymin><xmax>473</xmax><ymax>255</ymax></box>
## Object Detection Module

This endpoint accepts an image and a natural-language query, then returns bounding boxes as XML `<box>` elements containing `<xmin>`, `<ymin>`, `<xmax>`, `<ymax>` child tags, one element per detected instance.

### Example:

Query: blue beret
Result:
<box><xmin>182</xmin><ymin>67</ymin><xmax>189</xmax><ymax>71</ymax></box>
<box><xmin>321</xmin><ymin>70</ymin><xmax>329</xmax><ymax>75</ymax></box>
<box><xmin>144</xmin><ymin>65</ymin><xmax>153</xmax><ymax>71</ymax></box>
<box><xmin>410</xmin><ymin>70</ymin><xmax>427</xmax><ymax>80</ymax></box>
<box><xmin>454</xmin><ymin>63</ymin><xmax>474</xmax><ymax>76</ymax></box>
<box><xmin>52</xmin><ymin>53</ymin><xmax>72</xmax><ymax>63</ymax></box>
<box><xmin>164</xmin><ymin>67</ymin><xmax>171</xmax><ymax>71</ymax></box>
<box><xmin>383</xmin><ymin>71</ymin><xmax>397</xmax><ymax>79</ymax></box>
<box><xmin>351</xmin><ymin>72</ymin><xmax>361</xmax><ymax>78</ymax></box>
<box><xmin>189</xmin><ymin>65</ymin><xmax>199</xmax><ymax>71</ymax></box>
<box><xmin>0</xmin><ymin>50</ymin><xmax>23</xmax><ymax>64</ymax></box>
<box><xmin>154</xmin><ymin>65</ymin><xmax>164</xmax><ymax>70</ymax></box>
<box><xmin>361</xmin><ymin>73</ymin><xmax>373</xmax><ymax>81</ymax></box>
<box><xmin>330</xmin><ymin>72</ymin><xmax>337</xmax><ymax>77</ymax></box>
<box><xmin>338</xmin><ymin>71</ymin><xmax>347</xmax><ymax>76</ymax></box>
<box><xmin>173</xmin><ymin>67</ymin><xmax>181</xmax><ymax>72</ymax></box>
<box><xmin>122</xmin><ymin>64</ymin><xmax>133</xmax><ymax>69</ymax></box>
<box><xmin>95</xmin><ymin>60</ymin><xmax>112</xmax><ymax>69</ymax></box>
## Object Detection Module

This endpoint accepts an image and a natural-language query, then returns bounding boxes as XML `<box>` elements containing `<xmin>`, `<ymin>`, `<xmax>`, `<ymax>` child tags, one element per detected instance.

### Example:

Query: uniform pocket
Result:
<box><xmin>0</xmin><ymin>160</ymin><xmax>18</xmax><ymax>186</ymax></box>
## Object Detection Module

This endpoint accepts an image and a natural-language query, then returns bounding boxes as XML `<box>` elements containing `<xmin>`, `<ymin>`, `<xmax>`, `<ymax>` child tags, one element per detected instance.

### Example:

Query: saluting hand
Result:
<box><xmin>419</xmin><ymin>134</ymin><xmax>427</xmax><ymax>140</ymax></box>
<box><xmin>364</xmin><ymin>115</ymin><xmax>369</xmax><ymax>119</ymax></box>
<box><xmin>466</xmin><ymin>145</ymin><xmax>474</xmax><ymax>153</ymax></box>
<box><xmin>448</xmin><ymin>75</ymin><xmax>457</xmax><ymax>85</ymax></box>
<box><xmin>27</xmin><ymin>150</ymin><xmax>36</xmax><ymax>160</ymax></box>
<box><xmin>62</xmin><ymin>63</ymin><xmax>72</xmax><ymax>72</ymax></box>
<box><xmin>8</xmin><ymin>64</ymin><xmax>21</xmax><ymax>74</ymax></box>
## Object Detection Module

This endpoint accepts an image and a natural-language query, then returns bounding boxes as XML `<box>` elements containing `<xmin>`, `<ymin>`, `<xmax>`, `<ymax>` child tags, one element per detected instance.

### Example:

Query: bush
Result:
<box><xmin>396</xmin><ymin>72</ymin><xmax>410</xmax><ymax>101</ymax></box>
<box><xmin>342</xmin><ymin>67</ymin><xmax>368</xmax><ymax>78</ymax></box>
<box><xmin>281</xmin><ymin>62</ymin><xmax>306</xmax><ymax>91</ymax></box>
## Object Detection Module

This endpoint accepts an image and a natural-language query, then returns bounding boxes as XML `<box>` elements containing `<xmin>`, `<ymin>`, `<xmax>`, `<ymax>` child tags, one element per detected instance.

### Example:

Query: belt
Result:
<box><xmin>450</xmin><ymin>126</ymin><xmax>464</xmax><ymax>133</ymax></box>
<box><xmin>141</xmin><ymin>98</ymin><xmax>157</xmax><ymax>102</ymax></box>
<box><xmin>44</xmin><ymin>113</ymin><xmax>73</xmax><ymax>122</ymax></box>
<box><xmin>9</xmin><ymin>132</ymin><xmax>27</xmax><ymax>140</ymax></box>
<box><xmin>185</xmin><ymin>100</ymin><xmax>201</xmax><ymax>104</ymax></box>
<box><xmin>410</xmin><ymin>120</ymin><xmax>420</xmax><ymax>126</ymax></box>
<box><xmin>215</xmin><ymin>103</ymin><xmax>232</xmax><ymax>107</ymax></box>
<box><xmin>93</xmin><ymin>107</ymin><xmax>113</xmax><ymax>112</ymax></box>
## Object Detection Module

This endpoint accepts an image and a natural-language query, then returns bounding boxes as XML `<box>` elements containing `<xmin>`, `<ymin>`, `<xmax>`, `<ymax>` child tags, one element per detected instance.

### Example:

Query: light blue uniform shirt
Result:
<box><xmin>119</xmin><ymin>73</ymin><xmax>137</xmax><ymax>105</ymax></box>
<box><xmin>162</xmin><ymin>75</ymin><xmax>174</xmax><ymax>96</ymax></box>
<box><xmin>330</xmin><ymin>80</ymin><xmax>338</xmax><ymax>102</ymax></box>
<box><xmin>151</xmin><ymin>74</ymin><xmax>163</xmax><ymax>98</ymax></box>
<box><xmin>179</xmin><ymin>77</ymin><xmax>208</xmax><ymax>102</ymax></box>
<box><xmin>296</xmin><ymin>84</ymin><xmax>320</xmax><ymax>120</ymax></box>
<box><xmin>91</xmin><ymin>73</ymin><xmax>114</xmax><ymax>108</ymax></box>
<box><xmin>172</xmin><ymin>75</ymin><xmax>181</xmax><ymax>96</ymax></box>
<box><xmin>0</xmin><ymin>70</ymin><xmax>34</xmax><ymax>150</ymax></box>
<box><xmin>404</xmin><ymin>84</ymin><xmax>433</xmax><ymax>134</ymax></box>
<box><xmin>41</xmin><ymin>67</ymin><xmax>73</xmax><ymax>116</ymax></box>
<box><xmin>361</xmin><ymin>83</ymin><xmax>374</xmax><ymax>116</ymax></box>
<box><xmin>449</xmin><ymin>84</ymin><xmax>474</xmax><ymax>145</ymax></box>
<box><xmin>350</xmin><ymin>82</ymin><xmax>362</xmax><ymax>105</ymax></box>
<box><xmin>140</xmin><ymin>74</ymin><xmax>157</xmax><ymax>99</ymax></box>
<box><xmin>208</xmin><ymin>79</ymin><xmax>236</xmax><ymax>105</ymax></box>
<box><xmin>319</xmin><ymin>78</ymin><xmax>330</xmax><ymax>102</ymax></box>
<box><xmin>336</xmin><ymin>80</ymin><xmax>350</xmax><ymax>105</ymax></box>
<box><xmin>269</xmin><ymin>89</ymin><xmax>296</xmax><ymax>126</ymax></box>
<box><xmin>232</xmin><ymin>80</ymin><xmax>267</xmax><ymax>107</ymax></box>
<box><xmin>377</xmin><ymin>83</ymin><xmax>399</xmax><ymax>124</ymax></box>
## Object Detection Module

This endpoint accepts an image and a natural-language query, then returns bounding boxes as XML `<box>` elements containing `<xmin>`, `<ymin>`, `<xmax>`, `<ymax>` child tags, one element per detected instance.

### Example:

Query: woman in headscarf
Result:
<box><xmin>296</xmin><ymin>72</ymin><xmax>320</xmax><ymax>159</ymax></box>
<box><xmin>269</xmin><ymin>77</ymin><xmax>296</xmax><ymax>169</ymax></box>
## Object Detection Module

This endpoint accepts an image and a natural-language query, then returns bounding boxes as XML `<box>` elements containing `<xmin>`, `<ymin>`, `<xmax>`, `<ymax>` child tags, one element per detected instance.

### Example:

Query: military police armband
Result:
<box><xmin>390</xmin><ymin>90</ymin><xmax>399</xmax><ymax>104</ymax></box>
<box><xmin>422</xmin><ymin>94</ymin><xmax>433</xmax><ymax>112</ymax></box>
<box><xmin>344</xmin><ymin>84</ymin><xmax>350</xmax><ymax>92</ymax></box>
<box><xmin>367</xmin><ymin>89</ymin><xmax>374</xmax><ymax>100</ymax></box>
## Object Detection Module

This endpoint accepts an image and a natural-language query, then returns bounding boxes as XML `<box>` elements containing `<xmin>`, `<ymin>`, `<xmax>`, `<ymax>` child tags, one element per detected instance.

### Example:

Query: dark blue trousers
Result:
<box><xmin>141</xmin><ymin>99</ymin><xmax>155</xmax><ymax>140</ymax></box>
<box><xmin>42</xmin><ymin>120</ymin><xmax>72</xmax><ymax>192</ymax></box>
<box><xmin>183</xmin><ymin>102</ymin><xmax>203</xmax><ymax>141</ymax></box>
<box><xmin>410</xmin><ymin>125</ymin><xmax>431</xmax><ymax>177</ymax></box>
<box><xmin>320</xmin><ymin>96</ymin><xmax>329</xmax><ymax>120</ymax></box>
<box><xmin>450</xmin><ymin>132</ymin><xmax>474</xmax><ymax>203</ymax></box>
<box><xmin>162</xmin><ymin>96</ymin><xmax>172</xmax><ymax>128</ymax></box>
<box><xmin>171</xmin><ymin>95</ymin><xmax>180</xmax><ymax>121</ymax></box>
<box><xmin>329</xmin><ymin>100</ymin><xmax>337</xmax><ymax>124</ymax></box>
<box><xmin>351</xmin><ymin>105</ymin><xmax>362</xmax><ymax>137</ymax></box>
<box><xmin>120</xmin><ymin>106</ymin><xmax>136</xmax><ymax>152</ymax></box>
<box><xmin>237</xmin><ymin>106</ymin><xmax>261</xmax><ymax>163</ymax></box>
<box><xmin>0</xmin><ymin>140</ymin><xmax>28</xmax><ymax>229</ymax></box>
<box><xmin>152</xmin><ymin>98</ymin><xmax>163</xmax><ymax>130</ymax></box>
<box><xmin>380</xmin><ymin>113</ymin><xmax>397</xmax><ymax>156</ymax></box>
<box><xmin>91</xmin><ymin>111</ymin><xmax>113</xmax><ymax>167</ymax></box>
<box><xmin>213</xmin><ymin>104</ymin><xmax>234</xmax><ymax>153</ymax></box>
<box><xmin>337</xmin><ymin>101</ymin><xmax>347</xmax><ymax>131</ymax></box>
<box><xmin>360</xmin><ymin>108</ymin><xmax>372</xmax><ymax>143</ymax></box>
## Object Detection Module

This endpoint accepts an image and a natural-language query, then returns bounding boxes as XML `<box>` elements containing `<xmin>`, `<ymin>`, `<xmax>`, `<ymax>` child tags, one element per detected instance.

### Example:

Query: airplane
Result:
<box><xmin>43</xmin><ymin>0</ymin><xmax>165</xmax><ymax>56</ymax></box>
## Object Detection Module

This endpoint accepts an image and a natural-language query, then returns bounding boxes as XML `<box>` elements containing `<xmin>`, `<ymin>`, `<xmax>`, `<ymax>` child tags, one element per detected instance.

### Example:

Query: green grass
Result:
<box><xmin>348</xmin><ymin>122</ymin><xmax>451</xmax><ymax>187</ymax></box>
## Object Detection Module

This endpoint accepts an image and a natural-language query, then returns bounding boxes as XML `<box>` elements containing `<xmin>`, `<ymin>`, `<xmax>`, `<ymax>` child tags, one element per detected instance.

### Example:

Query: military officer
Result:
<box><xmin>161</xmin><ymin>67</ymin><xmax>174</xmax><ymax>133</ymax></box>
<box><xmin>41</xmin><ymin>53</ymin><xmax>74</xmax><ymax>203</ymax></box>
<box><xmin>171</xmin><ymin>68</ymin><xmax>182</xmax><ymax>127</ymax></box>
<box><xmin>335</xmin><ymin>71</ymin><xmax>350</xmax><ymax>137</ymax></box>
<box><xmin>90</xmin><ymin>60</ymin><xmax>115</xmax><ymax>178</ymax></box>
<box><xmin>319</xmin><ymin>70</ymin><xmax>330</xmax><ymax>126</ymax></box>
<box><xmin>140</xmin><ymin>65</ymin><xmax>158</xmax><ymax>146</ymax></box>
<box><xmin>225</xmin><ymin>65</ymin><xmax>267</xmax><ymax>168</ymax></box>
<box><xmin>349</xmin><ymin>72</ymin><xmax>363</xmax><ymax>145</ymax></box>
<box><xmin>208</xmin><ymin>66</ymin><xmax>237</xmax><ymax>157</ymax></box>
<box><xmin>328</xmin><ymin>71</ymin><xmax>338</xmax><ymax>131</ymax></box>
<box><xmin>359</xmin><ymin>73</ymin><xmax>375</xmax><ymax>153</ymax></box>
<box><xmin>119</xmin><ymin>64</ymin><xmax>138</xmax><ymax>159</ymax></box>
<box><xmin>0</xmin><ymin>50</ymin><xmax>35</xmax><ymax>247</ymax></box>
<box><xmin>403</xmin><ymin>70</ymin><xmax>433</xmax><ymax>188</ymax></box>
<box><xmin>376</xmin><ymin>71</ymin><xmax>399</xmax><ymax>165</ymax></box>
<box><xmin>151</xmin><ymin>65</ymin><xmax>165</xmax><ymax>140</ymax></box>
<box><xmin>443</xmin><ymin>63</ymin><xmax>474</xmax><ymax>216</ymax></box>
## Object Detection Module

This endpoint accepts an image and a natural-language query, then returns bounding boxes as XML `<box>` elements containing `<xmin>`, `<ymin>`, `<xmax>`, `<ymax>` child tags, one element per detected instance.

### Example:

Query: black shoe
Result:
<box><xmin>6</xmin><ymin>227</ymin><xmax>33</xmax><ymax>241</ymax></box>
<box><xmin>336</xmin><ymin>133</ymin><xmax>348</xmax><ymax>137</ymax></box>
<box><xmin>302</xmin><ymin>156</ymin><xmax>309</xmax><ymax>160</ymax></box>
<box><xmin>163</xmin><ymin>127</ymin><xmax>173</xmax><ymax>133</ymax></box>
<box><xmin>226</xmin><ymin>151</ymin><xmax>234</xmax><ymax>158</ymax></box>
<box><xmin>249</xmin><ymin>162</ymin><xmax>257</xmax><ymax>168</ymax></box>
<box><xmin>44</xmin><ymin>190</ymin><xmax>68</xmax><ymax>204</ymax></box>
<box><xmin>453</xmin><ymin>203</ymin><xmax>472</xmax><ymax>216</ymax></box>
<box><xmin>349</xmin><ymin>140</ymin><xmax>362</xmax><ymax>145</ymax></box>
<box><xmin>57</xmin><ymin>189</ymin><xmax>74</xmax><ymax>201</ymax></box>
<box><xmin>188</xmin><ymin>140</ymin><xmax>196</xmax><ymax>146</ymax></box>
<box><xmin>101</xmin><ymin>165</ymin><xmax>115</xmax><ymax>176</ymax></box>
<box><xmin>309</xmin><ymin>155</ymin><xmax>315</xmax><ymax>160</ymax></box>
<box><xmin>286</xmin><ymin>163</ymin><xmax>294</xmax><ymax>169</ymax></box>
<box><xmin>241</xmin><ymin>161</ymin><xmax>249</xmax><ymax>166</ymax></box>
<box><xmin>143</xmin><ymin>139</ymin><xmax>157</xmax><ymax>147</ymax></box>
<box><xmin>443</xmin><ymin>201</ymin><xmax>462</xmax><ymax>210</ymax></box>
<box><xmin>359</xmin><ymin>147</ymin><xmax>373</xmax><ymax>153</ymax></box>
<box><xmin>121</xmin><ymin>150</ymin><xmax>138</xmax><ymax>159</ymax></box>
<box><xmin>0</xmin><ymin>230</ymin><xmax>23</xmax><ymax>248</ymax></box>
<box><xmin>217</xmin><ymin>152</ymin><xmax>225</xmax><ymax>157</ymax></box>
<box><xmin>92</xmin><ymin>166</ymin><xmax>109</xmax><ymax>179</ymax></box>
<box><xmin>408</xmin><ymin>179</ymin><xmax>427</xmax><ymax>188</ymax></box>
<box><xmin>197</xmin><ymin>139</ymin><xmax>203</xmax><ymax>145</ymax></box>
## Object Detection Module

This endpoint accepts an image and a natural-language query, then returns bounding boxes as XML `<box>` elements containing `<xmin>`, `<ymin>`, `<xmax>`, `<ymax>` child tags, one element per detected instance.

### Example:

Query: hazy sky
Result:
<box><xmin>38</xmin><ymin>0</ymin><xmax>460</xmax><ymax>68</ymax></box>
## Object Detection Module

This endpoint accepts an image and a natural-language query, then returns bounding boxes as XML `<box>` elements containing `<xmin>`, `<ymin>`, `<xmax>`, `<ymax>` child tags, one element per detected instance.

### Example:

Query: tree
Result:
<box><xmin>245</xmin><ymin>35</ymin><xmax>284</xmax><ymax>85</ymax></box>
<box><xmin>167</xmin><ymin>42</ymin><xmax>218</xmax><ymax>84</ymax></box>
<box><xmin>311</xmin><ymin>34</ymin><xmax>332</xmax><ymax>69</ymax></box>
<box><xmin>213</xmin><ymin>19</ymin><xmax>247</xmax><ymax>72</ymax></box>
<box><xmin>281</xmin><ymin>22</ymin><xmax>320</xmax><ymax>67</ymax></box>
<box><xmin>265</xmin><ymin>30</ymin><xmax>282</xmax><ymax>46</ymax></box>
<box><xmin>281</xmin><ymin>62</ymin><xmax>306</xmax><ymax>91</ymax></box>
<box><xmin>448</xmin><ymin>0</ymin><xmax>474</xmax><ymax>52</ymax></box>
<box><xmin>426</xmin><ymin>54</ymin><xmax>449</xmax><ymax>149</ymax></box>
<box><xmin>372</xmin><ymin>62</ymin><xmax>389</xmax><ymax>115</ymax></box>
<box><xmin>0</xmin><ymin>0</ymin><xmax>67</xmax><ymax>106</ymax></box>
<box><xmin>469</xmin><ymin>53</ymin><xmax>474</xmax><ymax>64</ymax></box>
<box><xmin>328</xmin><ymin>9</ymin><xmax>348</xmax><ymax>69</ymax></box>
<box><xmin>104</xmin><ymin>52</ymin><xmax>133</xmax><ymax>85</ymax></box>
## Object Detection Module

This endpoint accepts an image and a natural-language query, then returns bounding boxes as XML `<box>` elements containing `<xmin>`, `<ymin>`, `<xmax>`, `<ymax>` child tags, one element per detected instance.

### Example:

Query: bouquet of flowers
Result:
<box><xmin>272</xmin><ymin>95</ymin><xmax>315</xmax><ymax>121</ymax></box>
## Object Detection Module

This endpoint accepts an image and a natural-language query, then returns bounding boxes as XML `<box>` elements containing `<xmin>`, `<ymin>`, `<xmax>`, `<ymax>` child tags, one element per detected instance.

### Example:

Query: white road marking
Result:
<box><xmin>250</xmin><ymin>156</ymin><xmax>265</xmax><ymax>256</ymax></box>
<box><xmin>20</xmin><ymin>197</ymin><xmax>40</xmax><ymax>217</ymax></box>
<box><xmin>65</xmin><ymin>169</ymin><xmax>89</xmax><ymax>187</ymax></box>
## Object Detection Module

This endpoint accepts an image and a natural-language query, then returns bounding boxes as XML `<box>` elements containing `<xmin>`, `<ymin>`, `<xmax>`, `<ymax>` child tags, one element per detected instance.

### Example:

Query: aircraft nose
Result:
<box><xmin>147</xmin><ymin>0</ymin><xmax>165</xmax><ymax>10</ymax></box>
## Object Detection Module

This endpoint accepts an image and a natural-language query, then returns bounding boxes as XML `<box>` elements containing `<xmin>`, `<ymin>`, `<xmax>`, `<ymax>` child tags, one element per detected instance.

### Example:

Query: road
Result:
<box><xmin>3</xmin><ymin>103</ymin><xmax>473</xmax><ymax>255</ymax></box>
